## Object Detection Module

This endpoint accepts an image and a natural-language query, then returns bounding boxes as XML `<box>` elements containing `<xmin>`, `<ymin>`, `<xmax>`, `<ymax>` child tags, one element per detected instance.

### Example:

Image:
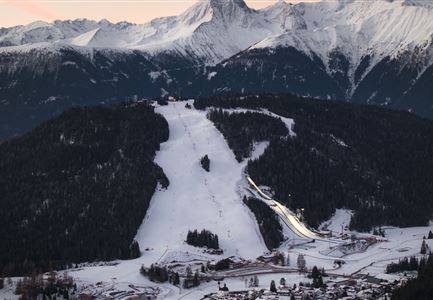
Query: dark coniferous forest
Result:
<box><xmin>0</xmin><ymin>102</ymin><xmax>169</xmax><ymax>276</ymax></box>
<box><xmin>207</xmin><ymin>109</ymin><xmax>288</xmax><ymax>161</ymax></box>
<box><xmin>391</xmin><ymin>253</ymin><xmax>433</xmax><ymax>300</ymax></box>
<box><xmin>386</xmin><ymin>255</ymin><xmax>427</xmax><ymax>274</ymax></box>
<box><xmin>195</xmin><ymin>94</ymin><xmax>433</xmax><ymax>231</ymax></box>
<box><xmin>244</xmin><ymin>197</ymin><xmax>284</xmax><ymax>250</ymax></box>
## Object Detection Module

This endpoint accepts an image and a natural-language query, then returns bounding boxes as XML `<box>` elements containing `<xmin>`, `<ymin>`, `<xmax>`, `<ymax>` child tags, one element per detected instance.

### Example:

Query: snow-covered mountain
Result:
<box><xmin>1</xmin><ymin>0</ymin><xmax>433</xmax><ymax>138</ymax></box>
<box><xmin>0</xmin><ymin>0</ymin><xmax>297</xmax><ymax>64</ymax></box>
<box><xmin>251</xmin><ymin>0</ymin><xmax>433</xmax><ymax>95</ymax></box>
<box><xmin>2</xmin><ymin>0</ymin><xmax>432</xmax><ymax>66</ymax></box>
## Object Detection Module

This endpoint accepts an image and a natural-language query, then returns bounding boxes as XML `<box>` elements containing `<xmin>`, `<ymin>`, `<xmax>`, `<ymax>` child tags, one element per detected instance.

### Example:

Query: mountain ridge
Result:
<box><xmin>1</xmin><ymin>0</ymin><xmax>433</xmax><ymax>138</ymax></box>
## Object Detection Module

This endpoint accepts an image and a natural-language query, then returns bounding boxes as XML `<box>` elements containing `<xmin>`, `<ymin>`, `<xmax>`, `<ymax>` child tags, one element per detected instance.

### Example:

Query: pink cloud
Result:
<box><xmin>6</xmin><ymin>0</ymin><xmax>62</xmax><ymax>21</ymax></box>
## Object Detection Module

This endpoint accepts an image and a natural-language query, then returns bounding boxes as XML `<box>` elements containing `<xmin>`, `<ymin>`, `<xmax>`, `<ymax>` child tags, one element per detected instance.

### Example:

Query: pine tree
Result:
<box><xmin>193</xmin><ymin>270</ymin><xmax>200</xmax><ymax>287</ymax></box>
<box><xmin>186</xmin><ymin>265</ymin><xmax>193</xmax><ymax>281</ymax></box>
<box><xmin>317</xmin><ymin>275</ymin><xmax>323</xmax><ymax>288</ymax></box>
<box><xmin>173</xmin><ymin>272</ymin><xmax>180</xmax><ymax>286</ymax></box>
<box><xmin>297</xmin><ymin>254</ymin><xmax>306</xmax><ymax>272</ymax></box>
<box><xmin>253</xmin><ymin>275</ymin><xmax>259</xmax><ymax>287</ymax></box>
<box><xmin>409</xmin><ymin>256</ymin><xmax>418</xmax><ymax>270</ymax></box>
<box><xmin>129</xmin><ymin>240</ymin><xmax>141</xmax><ymax>259</ymax></box>
<box><xmin>280</xmin><ymin>277</ymin><xmax>286</xmax><ymax>286</ymax></box>
<box><xmin>270</xmin><ymin>280</ymin><xmax>277</xmax><ymax>293</ymax></box>
<box><xmin>311</xmin><ymin>266</ymin><xmax>320</xmax><ymax>279</ymax></box>
<box><xmin>428</xmin><ymin>230</ymin><xmax>433</xmax><ymax>239</ymax></box>
<box><xmin>421</xmin><ymin>240</ymin><xmax>428</xmax><ymax>255</ymax></box>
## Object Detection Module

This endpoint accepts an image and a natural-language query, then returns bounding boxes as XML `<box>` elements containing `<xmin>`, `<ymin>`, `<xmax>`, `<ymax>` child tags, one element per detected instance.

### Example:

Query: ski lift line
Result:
<box><xmin>172</xmin><ymin>103</ymin><xmax>227</xmax><ymax>227</ymax></box>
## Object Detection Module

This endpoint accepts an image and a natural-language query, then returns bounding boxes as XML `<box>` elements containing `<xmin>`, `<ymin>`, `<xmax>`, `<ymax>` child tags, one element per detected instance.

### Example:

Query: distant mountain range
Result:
<box><xmin>1</xmin><ymin>0</ymin><xmax>433</xmax><ymax>138</ymax></box>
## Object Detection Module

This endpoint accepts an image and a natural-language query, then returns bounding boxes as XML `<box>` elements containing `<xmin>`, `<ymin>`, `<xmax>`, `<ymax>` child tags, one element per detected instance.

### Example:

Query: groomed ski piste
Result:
<box><xmin>3</xmin><ymin>100</ymin><xmax>433</xmax><ymax>300</ymax></box>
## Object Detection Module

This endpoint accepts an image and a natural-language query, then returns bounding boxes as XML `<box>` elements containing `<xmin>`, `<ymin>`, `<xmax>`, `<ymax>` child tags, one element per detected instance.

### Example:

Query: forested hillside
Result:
<box><xmin>244</xmin><ymin>197</ymin><xmax>284</xmax><ymax>250</ymax></box>
<box><xmin>0</xmin><ymin>102</ymin><xmax>169</xmax><ymax>276</ymax></box>
<box><xmin>195</xmin><ymin>94</ymin><xmax>433</xmax><ymax>231</ymax></box>
<box><xmin>207</xmin><ymin>109</ymin><xmax>288</xmax><ymax>162</ymax></box>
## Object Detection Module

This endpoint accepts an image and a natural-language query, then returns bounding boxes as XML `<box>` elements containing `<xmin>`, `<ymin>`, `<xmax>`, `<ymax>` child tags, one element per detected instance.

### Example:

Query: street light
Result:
<box><xmin>300</xmin><ymin>208</ymin><xmax>305</xmax><ymax>221</ymax></box>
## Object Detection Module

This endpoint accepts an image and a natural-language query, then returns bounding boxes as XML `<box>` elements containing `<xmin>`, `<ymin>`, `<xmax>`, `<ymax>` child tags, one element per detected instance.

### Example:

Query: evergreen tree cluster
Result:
<box><xmin>186</xmin><ymin>229</ymin><xmax>219</xmax><ymax>249</ymax></box>
<box><xmin>386</xmin><ymin>256</ymin><xmax>428</xmax><ymax>274</ymax></box>
<box><xmin>213</xmin><ymin>258</ymin><xmax>232</xmax><ymax>271</ymax></box>
<box><xmin>373</xmin><ymin>227</ymin><xmax>385</xmax><ymax>237</ymax></box>
<box><xmin>170</xmin><ymin>272</ymin><xmax>180</xmax><ymax>286</ymax></box>
<box><xmin>183</xmin><ymin>266</ymin><xmax>201</xmax><ymax>289</ymax></box>
<box><xmin>0</xmin><ymin>102</ymin><xmax>169</xmax><ymax>276</ymax></box>
<box><xmin>195</xmin><ymin>94</ymin><xmax>433</xmax><ymax>231</ymax></box>
<box><xmin>200</xmin><ymin>155</ymin><xmax>210</xmax><ymax>172</ymax></box>
<box><xmin>140</xmin><ymin>264</ymin><xmax>169</xmax><ymax>283</ymax></box>
<box><xmin>207</xmin><ymin>109</ymin><xmax>288</xmax><ymax>162</ymax></box>
<box><xmin>392</xmin><ymin>253</ymin><xmax>433</xmax><ymax>300</ymax></box>
<box><xmin>244</xmin><ymin>197</ymin><xmax>284</xmax><ymax>250</ymax></box>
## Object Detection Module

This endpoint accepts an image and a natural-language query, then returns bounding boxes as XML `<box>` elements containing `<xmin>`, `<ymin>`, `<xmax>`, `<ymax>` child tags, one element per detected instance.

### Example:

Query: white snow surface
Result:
<box><xmin>135</xmin><ymin>101</ymin><xmax>267</xmax><ymax>259</ymax></box>
<box><xmin>2</xmin><ymin>0</ymin><xmax>433</xmax><ymax>68</ymax></box>
<box><xmin>319</xmin><ymin>209</ymin><xmax>353</xmax><ymax>233</ymax></box>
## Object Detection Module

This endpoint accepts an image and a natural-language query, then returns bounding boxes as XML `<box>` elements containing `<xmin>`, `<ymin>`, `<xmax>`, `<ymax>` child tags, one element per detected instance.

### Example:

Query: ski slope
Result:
<box><xmin>135</xmin><ymin>101</ymin><xmax>267</xmax><ymax>259</ymax></box>
<box><xmin>5</xmin><ymin>100</ymin><xmax>433</xmax><ymax>300</ymax></box>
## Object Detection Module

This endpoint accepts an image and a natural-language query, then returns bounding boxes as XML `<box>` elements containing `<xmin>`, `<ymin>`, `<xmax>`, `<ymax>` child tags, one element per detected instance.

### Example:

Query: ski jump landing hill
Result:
<box><xmin>246</xmin><ymin>176</ymin><xmax>343</xmax><ymax>245</ymax></box>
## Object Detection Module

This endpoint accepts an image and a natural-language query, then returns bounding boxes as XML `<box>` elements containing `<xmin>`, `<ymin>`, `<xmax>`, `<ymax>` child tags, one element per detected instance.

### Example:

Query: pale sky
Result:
<box><xmin>0</xmin><ymin>0</ymin><xmax>312</xmax><ymax>28</ymax></box>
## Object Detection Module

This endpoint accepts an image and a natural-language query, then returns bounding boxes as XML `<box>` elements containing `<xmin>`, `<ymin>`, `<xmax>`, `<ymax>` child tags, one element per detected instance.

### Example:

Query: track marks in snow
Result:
<box><xmin>135</xmin><ymin>101</ymin><xmax>267</xmax><ymax>259</ymax></box>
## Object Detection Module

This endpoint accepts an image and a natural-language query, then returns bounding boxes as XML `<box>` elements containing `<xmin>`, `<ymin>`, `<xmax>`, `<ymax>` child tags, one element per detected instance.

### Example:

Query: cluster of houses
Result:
<box><xmin>200</xmin><ymin>274</ymin><xmax>408</xmax><ymax>300</ymax></box>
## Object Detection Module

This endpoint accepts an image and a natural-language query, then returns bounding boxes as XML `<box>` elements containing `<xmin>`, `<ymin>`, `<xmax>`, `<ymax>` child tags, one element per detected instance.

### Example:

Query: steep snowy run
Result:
<box><xmin>135</xmin><ymin>101</ymin><xmax>267</xmax><ymax>258</ymax></box>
